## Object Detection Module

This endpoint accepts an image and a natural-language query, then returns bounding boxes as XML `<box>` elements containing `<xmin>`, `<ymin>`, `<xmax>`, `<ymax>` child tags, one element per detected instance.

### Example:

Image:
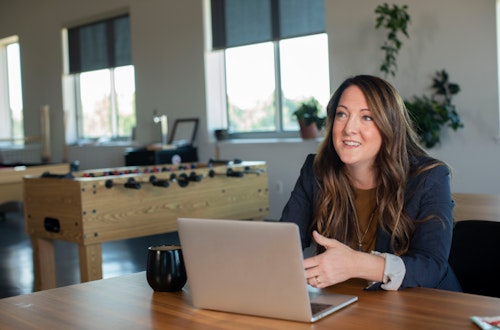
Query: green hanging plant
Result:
<box><xmin>375</xmin><ymin>3</ymin><xmax>411</xmax><ymax>77</ymax></box>
<box><xmin>373</xmin><ymin>4</ymin><xmax>463</xmax><ymax>148</ymax></box>
<box><xmin>405</xmin><ymin>70</ymin><xmax>464</xmax><ymax>148</ymax></box>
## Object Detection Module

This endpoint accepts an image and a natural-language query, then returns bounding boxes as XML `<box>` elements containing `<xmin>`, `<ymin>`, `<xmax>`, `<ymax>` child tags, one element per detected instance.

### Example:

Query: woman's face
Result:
<box><xmin>332</xmin><ymin>85</ymin><xmax>382</xmax><ymax>171</ymax></box>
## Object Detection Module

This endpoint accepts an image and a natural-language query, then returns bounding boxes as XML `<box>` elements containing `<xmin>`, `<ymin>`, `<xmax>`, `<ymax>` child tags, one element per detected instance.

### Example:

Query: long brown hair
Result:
<box><xmin>313</xmin><ymin>75</ymin><xmax>442</xmax><ymax>255</ymax></box>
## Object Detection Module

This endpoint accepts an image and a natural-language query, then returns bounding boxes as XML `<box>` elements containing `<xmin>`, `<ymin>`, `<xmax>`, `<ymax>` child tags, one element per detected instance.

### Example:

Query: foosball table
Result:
<box><xmin>23</xmin><ymin>160</ymin><xmax>269</xmax><ymax>290</ymax></box>
<box><xmin>0</xmin><ymin>163</ymin><xmax>70</xmax><ymax>205</ymax></box>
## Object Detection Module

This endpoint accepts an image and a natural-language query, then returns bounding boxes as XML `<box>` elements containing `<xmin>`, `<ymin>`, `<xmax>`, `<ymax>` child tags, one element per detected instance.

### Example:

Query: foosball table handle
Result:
<box><xmin>105</xmin><ymin>178</ymin><xmax>142</xmax><ymax>189</ymax></box>
<box><xmin>226</xmin><ymin>168</ymin><xmax>244</xmax><ymax>177</ymax></box>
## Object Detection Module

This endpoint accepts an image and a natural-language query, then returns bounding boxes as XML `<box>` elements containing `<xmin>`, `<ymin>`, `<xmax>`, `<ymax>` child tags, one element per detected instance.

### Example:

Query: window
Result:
<box><xmin>76</xmin><ymin>66</ymin><xmax>135</xmax><ymax>139</ymax></box>
<box><xmin>225</xmin><ymin>34</ymin><xmax>329</xmax><ymax>133</ymax></box>
<box><xmin>211</xmin><ymin>0</ymin><xmax>329</xmax><ymax>136</ymax></box>
<box><xmin>65</xmin><ymin>14</ymin><xmax>135</xmax><ymax>141</ymax></box>
<box><xmin>0</xmin><ymin>36</ymin><xmax>24</xmax><ymax>145</ymax></box>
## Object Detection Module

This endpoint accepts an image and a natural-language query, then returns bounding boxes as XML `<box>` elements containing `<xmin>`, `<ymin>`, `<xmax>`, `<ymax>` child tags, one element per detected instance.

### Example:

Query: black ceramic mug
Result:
<box><xmin>146</xmin><ymin>245</ymin><xmax>187</xmax><ymax>292</ymax></box>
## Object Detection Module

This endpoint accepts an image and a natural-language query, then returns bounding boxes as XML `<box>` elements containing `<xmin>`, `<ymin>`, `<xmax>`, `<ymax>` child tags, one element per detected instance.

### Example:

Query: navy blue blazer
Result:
<box><xmin>280</xmin><ymin>154</ymin><xmax>462</xmax><ymax>292</ymax></box>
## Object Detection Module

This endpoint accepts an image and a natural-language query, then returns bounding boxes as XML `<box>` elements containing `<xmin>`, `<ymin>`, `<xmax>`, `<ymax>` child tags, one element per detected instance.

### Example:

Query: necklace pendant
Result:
<box><xmin>358</xmin><ymin>243</ymin><xmax>362</xmax><ymax>252</ymax></box>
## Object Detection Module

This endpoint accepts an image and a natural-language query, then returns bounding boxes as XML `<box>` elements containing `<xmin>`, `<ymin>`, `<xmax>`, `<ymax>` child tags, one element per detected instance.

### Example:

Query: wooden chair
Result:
<box><xmin>448</xmin><ymin>220</ymin><xmax>500</xmax><ymax>298</ymax></box>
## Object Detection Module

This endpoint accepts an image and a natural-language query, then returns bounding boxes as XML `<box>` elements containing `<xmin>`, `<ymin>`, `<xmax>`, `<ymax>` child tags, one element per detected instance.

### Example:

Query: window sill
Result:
<box><xmin>70</xmin><ymin>140</ymin><xmax>140</xmax><ymax>148</ymax></box>
<box><xmin>215</xmin><ymin>137</ymin><xmax>324</xmax><ymax>145</ymax></box>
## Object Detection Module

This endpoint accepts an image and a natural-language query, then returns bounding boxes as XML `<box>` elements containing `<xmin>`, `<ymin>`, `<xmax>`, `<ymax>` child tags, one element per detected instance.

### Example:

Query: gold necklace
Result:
<box><xmin>355</xmin><ymin>211</ymin><xmax>375</xmax><ymax>252</ymax></box>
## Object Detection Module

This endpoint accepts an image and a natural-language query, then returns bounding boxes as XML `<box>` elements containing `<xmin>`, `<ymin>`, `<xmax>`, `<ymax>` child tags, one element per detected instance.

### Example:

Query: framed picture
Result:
<box><xmin>168</xmin><ymin>118</ymin><xmax>199</xmax><ymax>147</ymax></box>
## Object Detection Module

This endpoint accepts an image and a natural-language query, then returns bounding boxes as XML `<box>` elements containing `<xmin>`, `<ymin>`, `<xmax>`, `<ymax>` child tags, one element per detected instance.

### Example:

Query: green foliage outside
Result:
<box><xmin>228</xmin><ymin>93</ymin><xmax>326</xmax><ymax>133</ymax></box>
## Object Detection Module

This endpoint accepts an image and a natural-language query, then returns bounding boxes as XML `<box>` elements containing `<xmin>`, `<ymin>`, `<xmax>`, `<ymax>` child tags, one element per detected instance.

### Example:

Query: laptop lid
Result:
<box><xmin>177</xmin><ymin>218</ymin><xmax>357</xmax><ymax>323</ymax></box>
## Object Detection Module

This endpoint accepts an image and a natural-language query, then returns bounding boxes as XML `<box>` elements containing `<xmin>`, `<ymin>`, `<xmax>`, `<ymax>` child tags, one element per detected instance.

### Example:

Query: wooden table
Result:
<box><xmin>1</xmin><ymin>272</ymin><xmax>498</xmax><ymax>329</ymax></box>
<box><xmin>453</xmin><ymin>192</ymin><xmax>500</xmax><ymax>222</ymax></box>
<box><xmin>23</xmin><ymin>161</ymin><xmax>268</xmax><ymax>291</ymax></box>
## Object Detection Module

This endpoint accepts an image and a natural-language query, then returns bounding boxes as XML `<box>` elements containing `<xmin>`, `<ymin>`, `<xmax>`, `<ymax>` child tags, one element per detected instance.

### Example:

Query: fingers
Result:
<box><xmin>307</xmin><ymin>274</ymin><xmax>323</xmax><ymax>288</ymax></box>
<box><xmin>304</xmin><ymin>234</ymin><xmax>348</xmax><ymax>288</ymax></box>
<box><xmin>312</xmin><ymin>274</ymin><xmax>322</xmax><ymax>287</ymax></box>
<box><xmin>312</xmin><ymin>230</ymin><xmax>339</xmax><ymax>249</ymax></box>
<box><xmin>303</xmin><ymin>255</ymin><xmax>318</xmax><ymax>270</ymax></box>
<box><xmin>304</xmin><ymin>255</ymin><xmax>322</xmax><ymax>287</ymax></box>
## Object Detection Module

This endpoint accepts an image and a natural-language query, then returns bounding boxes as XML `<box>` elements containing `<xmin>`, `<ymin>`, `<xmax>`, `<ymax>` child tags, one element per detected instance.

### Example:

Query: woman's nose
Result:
<box><xmin>343</xmin><ymin>116</ymin><xmax>359</xmax><ymax>134</ymax></box>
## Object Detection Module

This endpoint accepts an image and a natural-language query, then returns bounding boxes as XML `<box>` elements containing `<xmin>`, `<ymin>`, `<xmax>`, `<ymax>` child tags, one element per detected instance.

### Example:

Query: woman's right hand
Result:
<box><xmin>304</xmin><ymin>231</ymin><xmax>385</xmax><ymax>288</ymax></box>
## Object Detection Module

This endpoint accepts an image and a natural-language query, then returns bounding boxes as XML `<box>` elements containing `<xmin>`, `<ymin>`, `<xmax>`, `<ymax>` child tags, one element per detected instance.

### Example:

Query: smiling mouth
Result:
<box><xmin>343</xmin><ymin>140</ymin><xmax>360</xmax><ymax>147</ymax></box>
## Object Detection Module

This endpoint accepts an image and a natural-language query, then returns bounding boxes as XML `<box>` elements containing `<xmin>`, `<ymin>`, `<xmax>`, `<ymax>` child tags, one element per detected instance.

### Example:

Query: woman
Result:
<box><xmin>280</xmin><ymin>75</ymin><xmax>461</xmax><ymax>291</ymax></box>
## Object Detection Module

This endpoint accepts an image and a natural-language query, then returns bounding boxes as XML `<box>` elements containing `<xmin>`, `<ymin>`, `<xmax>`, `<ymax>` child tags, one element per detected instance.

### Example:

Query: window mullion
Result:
<box><xmin>274</xmin><ymin>41</ymin><xmax>283</xmax><ymax>132</ymax></box>
<box><xmin>110</xmin><ymin>69</ymin><xmax>118</xmax><ymax>137</ymax></box>
<box><xmin>74</xmin><ymin>76</ymin><xmax>83</xmax><ymax>139</ymax></box>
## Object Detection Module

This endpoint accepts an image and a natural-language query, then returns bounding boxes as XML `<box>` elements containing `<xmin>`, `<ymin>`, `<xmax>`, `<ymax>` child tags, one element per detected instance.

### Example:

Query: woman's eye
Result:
<box><xmin>363</xmin><ymin>115</ymin><xmax>373</xmax><ymax>121</ymax></box>
<box><xmin>335</xmin><ymin>111</ymin><xmax>346</xmax><ymax>118</ymax></box>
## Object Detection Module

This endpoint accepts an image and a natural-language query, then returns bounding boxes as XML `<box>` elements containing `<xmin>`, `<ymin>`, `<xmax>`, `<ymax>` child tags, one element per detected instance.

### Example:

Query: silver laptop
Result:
<box><xmin>177</xmin><ymin>218</ymin><xmax>358</xmax><ymax>323</ymax></box>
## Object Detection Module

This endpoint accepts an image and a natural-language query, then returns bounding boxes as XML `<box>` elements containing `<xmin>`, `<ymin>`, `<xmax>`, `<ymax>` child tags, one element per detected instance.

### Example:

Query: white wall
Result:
<box><xmin>0</xmin><ymin>0</ymin><xmax>209</xmax><ymax>167</ymax></box>
<box><xmin>1</xmin><ymin>0</ymin><xmax>499</xmax><ymax>220</ymax></box>
<box><xmin>324</xmin><ymin>0</ymin><xmax>500</xmax><ymax>198</ymax></box>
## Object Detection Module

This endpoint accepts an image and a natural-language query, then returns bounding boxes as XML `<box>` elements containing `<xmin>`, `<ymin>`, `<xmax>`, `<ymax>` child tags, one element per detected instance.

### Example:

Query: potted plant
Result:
<box><xmin>405</xmin><ymin>70</ymin><xmax>464</xmax><ymax>148</ymax></box>
<box><xmin>293</xmin><ymin>97</ymin><xmax>326</xmax><ymax>139</ymax></box>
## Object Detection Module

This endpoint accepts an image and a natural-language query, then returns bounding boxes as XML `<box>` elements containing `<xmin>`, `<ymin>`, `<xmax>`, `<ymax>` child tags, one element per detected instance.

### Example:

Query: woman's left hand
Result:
<box><xmin>303</xmin><ymin>230</ymin><xmax>360</xmax><ymax>288</ymax></box>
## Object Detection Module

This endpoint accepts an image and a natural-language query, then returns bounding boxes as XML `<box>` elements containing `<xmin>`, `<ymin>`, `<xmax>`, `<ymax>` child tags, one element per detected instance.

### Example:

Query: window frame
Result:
<box><xmin>0</xmin><ymin>36</ymin><xmax>24</xmax><ymax>146</ymax></box>
<box><xmin>221</xmin><ymin>33</ymin><xmax>329</xmax><ymax>139</ymax></box>
<box><xmin>63</xmin><ymin>13</ymin><xmax>135</xmax><ymax>143</ymax></box>
<box><xmin>209</xmin><ymin>0</ymin><xmax>328</xmax><ymax>139</ymax></box>
<box><xmin>71</xmin><ymin>65</ymin><xmax>135</xmax><ymax>142</ymax></box>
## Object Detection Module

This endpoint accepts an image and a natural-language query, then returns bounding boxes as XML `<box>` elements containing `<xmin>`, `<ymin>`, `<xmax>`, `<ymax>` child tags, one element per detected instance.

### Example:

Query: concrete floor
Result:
<box><xmin>0</xmin><ymin>209</ymin><xmax>180</xmax><ymax>299</ymax></box>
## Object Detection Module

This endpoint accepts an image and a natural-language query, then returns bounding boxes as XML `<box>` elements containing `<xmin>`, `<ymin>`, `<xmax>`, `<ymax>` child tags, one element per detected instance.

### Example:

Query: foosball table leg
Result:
<box><xmin>78</xmin><ymin>243</ymin><xmax>103</xmax><ymax>283</ymax></box>
<box><xmin>31</xmin><ymin>237</ymin><xmax>56</xmax><ymax>291</ymax></box>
